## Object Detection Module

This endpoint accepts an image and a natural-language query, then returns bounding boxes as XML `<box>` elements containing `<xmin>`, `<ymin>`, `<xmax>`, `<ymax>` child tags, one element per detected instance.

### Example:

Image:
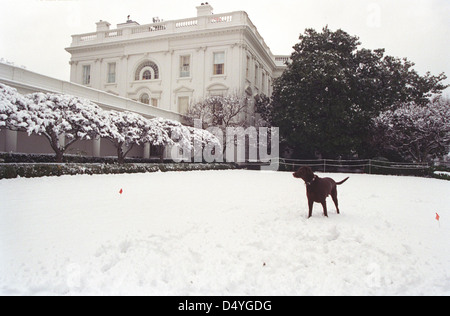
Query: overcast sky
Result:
<box><xmin>1</xmin><ymin>0</ymin><xmax>449</xmax><ymax>94</ymax></box>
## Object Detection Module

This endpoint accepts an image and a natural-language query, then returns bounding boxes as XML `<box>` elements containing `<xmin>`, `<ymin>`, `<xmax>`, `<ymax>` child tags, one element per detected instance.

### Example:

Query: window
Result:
<box><xmin>213</xmin><ymin>52</ymin><xmax>225</xmax><ymax>75</ymax></box>
<box><xmin>140</xmin><ymin>93</ymin><xmax>150</xmax><ymax>105</ymax></box>
<box><xmin>135</xmin><ymin>61</ymin><xmax>159</xmax><ymax>81</ymax></box>
<box><xmin>151</xmin><ymin>98</ymin><xmax>158</xmax><ymax>107</ymax></box>
<box><xmin>178</xmin><ymin>96</ymin><xmax>190</xmax><ymax>114</ymax></box>
<box><xmin>254</xmin><ymin>64</ymin><xmax>258</xmax><ymax>84</ymax></box>
<box><xmin>82</xmin><ymin>65</ymin><xmax>91</xmax><ymax>85</ymax></box>
<box><xmin>107</xmin><ymin>63</ymin><xmax>116</xmax><ymax>83</ymax></box>
<box><xmin>142</xmin><ymin>70</ymin><xmax>152</xmax><ymax>80</ymax></box>
<box><xmin>180</xmin><ymin>55</ymin><xmax>191</xmax><ymax>78</ymax></box>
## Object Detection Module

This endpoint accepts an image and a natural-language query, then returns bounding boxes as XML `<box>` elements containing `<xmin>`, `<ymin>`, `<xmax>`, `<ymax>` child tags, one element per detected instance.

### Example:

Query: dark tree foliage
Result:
<box><xmin>258</xmin><ymin>27</ymin><xmax>447</xmax><ymax>158</ymax></box>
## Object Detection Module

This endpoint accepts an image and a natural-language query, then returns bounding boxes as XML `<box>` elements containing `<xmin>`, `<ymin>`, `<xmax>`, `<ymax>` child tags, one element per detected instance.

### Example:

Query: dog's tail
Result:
<box><xmin>336</xmin><ymin>177</ymin><xmax>349</xmax><ymax>185</ymax></box>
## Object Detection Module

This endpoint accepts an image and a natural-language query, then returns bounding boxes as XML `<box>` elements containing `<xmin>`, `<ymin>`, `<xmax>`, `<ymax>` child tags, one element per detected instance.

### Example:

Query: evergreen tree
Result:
<box><xmin>264</xmin><ymin>27</ymin><xmax>447</xmax><ymax>158</ymax></box>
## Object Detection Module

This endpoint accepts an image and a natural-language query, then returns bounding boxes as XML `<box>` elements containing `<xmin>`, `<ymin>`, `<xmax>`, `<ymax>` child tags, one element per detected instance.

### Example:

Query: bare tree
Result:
<box><xmin>187</xmin><ymin>94</ymin><xmax>266</xmax><ymax>162</ymax></box>
<box><xmin>187</xmin><ymin>94</ymin><xmax>250</xmax><ymax>128</ymax></box>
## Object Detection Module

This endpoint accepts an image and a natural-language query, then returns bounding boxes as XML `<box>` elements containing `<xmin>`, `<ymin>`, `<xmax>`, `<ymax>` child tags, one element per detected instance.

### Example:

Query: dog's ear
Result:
<box><xmin>303</xmin><ymin>167</ymin><xmax>315</xmax><ymax>179</ymax></box>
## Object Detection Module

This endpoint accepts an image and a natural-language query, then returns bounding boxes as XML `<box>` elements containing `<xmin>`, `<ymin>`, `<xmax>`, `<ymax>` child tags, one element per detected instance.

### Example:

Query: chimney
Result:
<box><xmin>96</xmin><ymin>20</ymin><xmax>111</xmax><ymax>32</ymax></box>
<box><xmin>196</xmin><ymin>3</ymin><xmax>214</xmax><ymax>17</ymax></box>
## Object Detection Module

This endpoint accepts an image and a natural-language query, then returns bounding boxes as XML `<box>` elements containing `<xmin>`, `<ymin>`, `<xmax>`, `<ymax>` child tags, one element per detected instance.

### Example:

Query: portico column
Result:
<box><xmin>93</xmin><ymin>137</ymin><xmax>101</xmax><ymax>157</ymax></box>
<box><xmin>5</xmin><ymin>130</ymin><xmax>18</xmax><ymax>152</ymax></box>
<box><xmin>143</xmin><ymin>143</ymin><xmax>151</xmax><ymax>159</ymax></box>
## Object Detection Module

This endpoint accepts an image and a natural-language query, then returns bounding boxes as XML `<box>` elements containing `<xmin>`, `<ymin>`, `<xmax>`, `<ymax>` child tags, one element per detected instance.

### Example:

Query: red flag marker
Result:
<box><xmin>119</xmin><ymin>188</ymin><xmax>123</xmax><ymax>195</ymax></box>
<box><xmin>436</xmin><ymin>213</ymin><xmax>440</xmax><ymax>221</ymax></box>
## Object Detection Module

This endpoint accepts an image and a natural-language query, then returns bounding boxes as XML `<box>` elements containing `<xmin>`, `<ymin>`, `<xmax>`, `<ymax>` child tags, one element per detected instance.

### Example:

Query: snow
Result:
<box><xmin>0</xmin><ymin>170</ymin><xmax>449</xmax><ymax>295</ymax></box>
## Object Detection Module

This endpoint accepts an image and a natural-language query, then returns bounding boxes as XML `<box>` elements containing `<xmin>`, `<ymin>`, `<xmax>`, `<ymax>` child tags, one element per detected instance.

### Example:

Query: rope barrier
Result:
<box><xmin>273</xmin><ymin>158</ymin><xmax>430</xmax><ymax>173</ymax></box>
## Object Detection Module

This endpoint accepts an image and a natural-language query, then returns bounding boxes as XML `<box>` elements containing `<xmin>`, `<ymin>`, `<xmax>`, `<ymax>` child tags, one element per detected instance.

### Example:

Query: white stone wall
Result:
<box><xmin>66</xmin><ymin>6</ymin><xmax>288</xmax><ymax>115</ymax></box>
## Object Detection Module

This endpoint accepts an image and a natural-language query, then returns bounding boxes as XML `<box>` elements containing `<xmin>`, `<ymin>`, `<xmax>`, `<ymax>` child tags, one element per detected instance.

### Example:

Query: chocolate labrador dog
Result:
<box><xmin>293</xmin><ymin>166</ymin><xmax>349</xmax><ymax>218</ymax></box>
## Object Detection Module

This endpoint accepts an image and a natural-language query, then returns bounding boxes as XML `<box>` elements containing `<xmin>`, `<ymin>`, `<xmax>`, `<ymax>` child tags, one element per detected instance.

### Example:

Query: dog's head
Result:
<box><xmin>293</xmin><ymin>166</ymin><xmax>315</xmax><ymax>182</ymax></box>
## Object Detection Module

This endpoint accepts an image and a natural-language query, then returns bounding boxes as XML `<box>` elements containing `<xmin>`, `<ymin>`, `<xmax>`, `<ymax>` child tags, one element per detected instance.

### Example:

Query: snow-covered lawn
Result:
<box><xmin>0</xmin><ymin>170</ymin><xmax>449</xmax><ymax>295</ymax></box>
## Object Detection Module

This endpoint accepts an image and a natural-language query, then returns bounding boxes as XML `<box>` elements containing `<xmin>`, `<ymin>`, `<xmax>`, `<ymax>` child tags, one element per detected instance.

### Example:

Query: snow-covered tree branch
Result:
<box><xmin>1</xmin><ymin>83</ymin><xmax>222</xmax><ymax>164</ymax></box>
<box><xmin>6</xmin><ymin>91</ymin><xmax>108</xmax><ymax>162</ymax></box>
<box><xmin>0</xmin><ymin>83</ymin><xmax>30</xmax><ymax>132</ymax></box>
<box><xmin>188</xmin><ymin>125</ymin><xmax>223</xmax><ymax>162</ymax></box>
<box><xmin>372</xmin><ymin>97</ymin><xmax>450</xmax><ymax>162</ymax></box>
<box><xmin>102</xmin><ymin>111</ymin><xmax>175</xmax><ymax>164</ymax></box>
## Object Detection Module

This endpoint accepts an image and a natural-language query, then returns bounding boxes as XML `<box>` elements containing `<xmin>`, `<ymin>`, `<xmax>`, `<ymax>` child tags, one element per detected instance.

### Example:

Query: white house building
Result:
<box><xmin>1</xmin><ymin>4</ymin><xmax>289</xmax><ymax>159</ymax></box>
<box><xmin>66</xmin><ymin>3</ymin><xmax>289</xmax><ymax>115</ymax></box>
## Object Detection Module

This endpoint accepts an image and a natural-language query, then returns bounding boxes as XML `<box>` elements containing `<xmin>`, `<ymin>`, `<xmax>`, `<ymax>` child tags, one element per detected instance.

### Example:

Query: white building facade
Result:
<box><xmin>66</xmin><ymin>4</ymin><xmax>289</xmax><ymax>116</ymax></box>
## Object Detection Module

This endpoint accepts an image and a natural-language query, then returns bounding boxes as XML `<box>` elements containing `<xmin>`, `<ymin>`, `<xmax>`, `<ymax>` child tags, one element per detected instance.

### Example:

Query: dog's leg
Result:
<box><xmin>331</xmin><ymin>188</ymin><xmax>340</xmax><ymax>214</ymax></box>
<box><xmin>321</xmin><ymin>201</ymin><xmax>328</xmax><ymax>217</ymax></box>
<box><xmin>308</xmin><ymin>199</ymin><xmax>314</xmax><ymax>218</ymax></box>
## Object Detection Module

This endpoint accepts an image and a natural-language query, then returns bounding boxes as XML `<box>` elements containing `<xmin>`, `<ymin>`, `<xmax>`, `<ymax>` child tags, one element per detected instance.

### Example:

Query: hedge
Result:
<box><xmin>0</xmin><ymin>162</ymin><xmax>237</xmax><ymax>179</ymax></box>
<box><xmin>0</xmin><ymin>152</ymin><xmax>163</xmax><ymax>164</ymax></box>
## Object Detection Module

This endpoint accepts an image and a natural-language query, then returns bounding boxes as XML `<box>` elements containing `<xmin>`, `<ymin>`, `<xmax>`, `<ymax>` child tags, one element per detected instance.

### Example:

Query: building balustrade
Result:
<box><xmin>71</xmin><ymin>13</ymin><xmax>240</xmax><ymax>46</ymax></box>
<box><xmin>70</xmin><ymin>11</ymin><xmax>289</xmax><ymax>66</ymax></box>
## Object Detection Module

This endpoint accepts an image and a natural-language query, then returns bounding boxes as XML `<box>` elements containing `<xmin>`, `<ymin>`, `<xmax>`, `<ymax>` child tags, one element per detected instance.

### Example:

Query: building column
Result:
<box><xmin>59</xmin><ymin>134</ymin><xmax>65</xmax><ymax>149</ymax></box>
<box><xmin>5</xmin><ymin>130</ymin><xmax>18</xmax><ymax>152</ymax></box>
<box><xmin>94</xmin><ymin>58</ymin><xmax>103</xmax><ymax>90</ymax></box>
<box><xmin>143</xmin><ymin>143</ymin><xmax>151</xmax><ymax>159</ymax></box>
<box><xmin>69</xmin><ymin>61</ymin><xmax>78</xmax><ymax>83</ymax></box>
<box><xmin>195</xmin><ymin>46</ymin><xmax>207</xmax><ymax>100</ymax></box>
<box><xmin>167</xmin><ymin>50</ymin><xmax>175</xmax><ymax>111</ymax></box>
<box><xmin>120</xmin><ymin>55</ymin><xmax>129</xmax><ymax>97</ymax></box>
<box><xmin>93</xmin><ymin>137</ymin><xmax>101</xmax><ymax>157</ymax></box>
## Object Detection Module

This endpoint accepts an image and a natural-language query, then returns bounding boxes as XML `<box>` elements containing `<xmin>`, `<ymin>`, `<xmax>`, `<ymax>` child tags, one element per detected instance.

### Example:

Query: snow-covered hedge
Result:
<box><xmin>0</xmin><ymin>83</ymin><xmax>221</xmax><ymax>163</ymax></box>
<box><xmin>0</xmin><ymin>162</ymin><xmax>237</xmax><ymax>179</ymax></box>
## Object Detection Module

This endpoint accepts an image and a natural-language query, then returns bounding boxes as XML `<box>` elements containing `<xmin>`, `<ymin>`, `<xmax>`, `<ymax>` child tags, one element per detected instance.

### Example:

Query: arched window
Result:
<box><xmin>142</xmin><ymin>70</ymin><xmax>152</xmax><ymax>80</ymax></box>
<box><xmin>135</xmin><ymin>61</ymin><xmax>159</xmax><ymax>81</ymax></box>
<box><xmin>139</xmin><ymin>93</ymin><xmax>150</xmax><ymax>105</ymax></box>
